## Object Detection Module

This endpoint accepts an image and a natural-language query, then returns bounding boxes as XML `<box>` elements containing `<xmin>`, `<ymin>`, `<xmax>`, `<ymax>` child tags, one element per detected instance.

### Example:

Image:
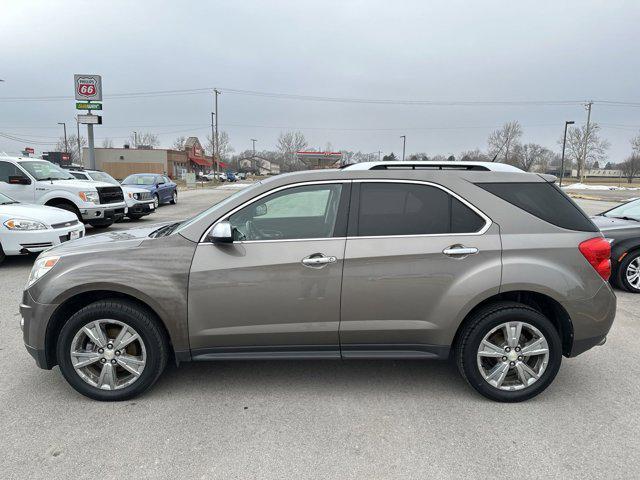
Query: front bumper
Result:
<box><xmin>80</xmin><ymin>202</ymin><xmax>127</xmax><ymax>222</ymax></box>
<box><xmin>562</xmin><ymin>282</ymin><xmax>617</xmax><ymax>357</ymax></box>
<box><xmin>0</xmin><ymin>223</ymin><xmax>85</xmax><ymax>256</ymax></box>
<box><xmin>20</xmin><ymin>289</ymin><xmax>58</xmax><ymax>369</ymax></box>
<box><xmin>126</xmin><ymin>200</ymin><xmax>156</xmax><ymax>216</ymax></box>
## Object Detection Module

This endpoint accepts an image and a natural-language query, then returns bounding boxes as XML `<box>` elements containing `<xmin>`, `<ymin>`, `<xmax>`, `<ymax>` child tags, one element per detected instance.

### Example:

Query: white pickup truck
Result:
<box><xmin>0</xmin><ymin>155</ymin><xmax>127</xmax><ymax>229</ymax></box>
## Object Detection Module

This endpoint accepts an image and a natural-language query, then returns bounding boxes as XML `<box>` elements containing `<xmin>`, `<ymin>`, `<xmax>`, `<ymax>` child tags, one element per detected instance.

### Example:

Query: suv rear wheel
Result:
<box><xmin>455</xmin><ymin>301</ymin><xmax>562</xmax><ymax>402</ymax></box>
<box><xmin>56</xmin><ymin>300</ymin><xmax>168</xmax><ymax>401</ymax></box>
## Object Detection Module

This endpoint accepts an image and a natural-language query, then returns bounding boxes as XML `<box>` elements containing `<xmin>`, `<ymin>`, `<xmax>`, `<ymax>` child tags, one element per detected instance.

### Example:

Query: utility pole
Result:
<box><xmin>559</xmin><ymin>120</ymin><xmax>575</xmax><ymax>187</ymax></box>
<box><xmin>133</xmin><ymin>131</ymin><xmax>138</xmax><ymax>148</ymax></box>
<box><xmin>57</xmin><ymin>122</ymin><xmax>68</xmax><ymax>154</ymax></box>
<box><xmin>400</xmin><ymin>135</ymin><xmax>406</xmax><ymax>161</ymax></box>
<box><xmin>378</xmin><ymin>150</ymin><xmax>382</xmax><ymax>161</ymax></box>
<box><xmin>580</xmin><ymin>101</ymin><xmax>593</xmax><ymax>182</ymax></box>
<box><xmin>251</xmin><ymin>139</ymin><xmax>257</xmax><ymax>172</ymax></box>
<box><xmin>211</xmin><ymin>112</ymin><xmax>216</xmax><ymax>175</ymax></box>
<box><xmin>75</xmin><ymin>117</ymin><xmax>82</xmax><ymax>165</ymax></box>
<box><xmin>214</xmin><ymin>89</ymin><xmax>220</xmax><ymax>175</ymax></box>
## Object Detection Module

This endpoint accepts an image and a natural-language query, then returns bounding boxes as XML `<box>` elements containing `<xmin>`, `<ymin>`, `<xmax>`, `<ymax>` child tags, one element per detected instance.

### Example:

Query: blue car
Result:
<box><xmin>122</xmin><ymin>174</ymin><xmax>178</xmax><ymax>208</ymax></box>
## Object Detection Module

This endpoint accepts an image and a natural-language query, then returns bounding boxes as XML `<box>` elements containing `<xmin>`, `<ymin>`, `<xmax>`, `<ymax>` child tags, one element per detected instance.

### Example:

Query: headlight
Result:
<box><xmin>78</xmin><ymin>191</ymin><xmax>100</xmax><ymax>204</ymax></box>
<box><xmin>27</xmin><ymin>256</ymin><xmax>60</xmax><ymax>287</ymax></box>
<box><xmin>4</xmin><ymin>218</ymin><xmax>48</xmax><ymax>230</ymax></box>
<box><xmin>133</xmin><ymin>193</ymin><xmax>140</xmax><ymax>200</ymax></box>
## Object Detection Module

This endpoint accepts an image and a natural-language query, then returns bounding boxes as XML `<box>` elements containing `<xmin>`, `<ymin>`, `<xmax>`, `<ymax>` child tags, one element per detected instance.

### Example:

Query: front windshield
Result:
<box><xmin>18</xmin><ymin>160</ymin><xmax>75</xmax><ymax>181</ymax></box>
<box><xmin>88</xmin><ymin>171</ymin><xmax>119</xmax><ymax>185</ymax></box>
<box><xmin>173</xmin><ymin>181</ymin><xmax>263</xmax><ymax>234</ymax></box>
<box><xmin>123</xmin><ymin>175</ymin><xmax>156</xmax><ymax>186</ymax></box>
<box><xmin>0</xmin><ymin>192</ymin><xmax>18</xmax><ymax>204</ymax></box>
<box><xmin>603</xmin><ymin>199</ymin><xmax>640</xmax><ymax>221</ymax></box>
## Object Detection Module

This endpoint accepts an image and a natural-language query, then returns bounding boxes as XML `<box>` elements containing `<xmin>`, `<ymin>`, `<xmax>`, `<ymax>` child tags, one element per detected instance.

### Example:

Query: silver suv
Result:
<box><xmin>20</xmin><ymin>165</ymin><xmax>616</xmax><ymax>402</ymax></box>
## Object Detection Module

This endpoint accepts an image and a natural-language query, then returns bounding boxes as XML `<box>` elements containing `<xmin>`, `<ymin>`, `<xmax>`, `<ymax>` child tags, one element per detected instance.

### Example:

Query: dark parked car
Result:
<box><xmin>121</xmin><ymin>174</ymin><xmax>177</xmax><ymax>208</ymax></box>
<box><xmin>592</xmin><ymin>198</ymin><xmax>640</xmax><ymax>293</ymax></box>
<box><xmin>21</xmin><ymin>162</ymin><xmax>615</xmax><ymax>402</ymax></box>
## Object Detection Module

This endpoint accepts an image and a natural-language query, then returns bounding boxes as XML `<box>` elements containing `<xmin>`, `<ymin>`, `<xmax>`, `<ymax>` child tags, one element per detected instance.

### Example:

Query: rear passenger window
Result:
<box><xmin>356</xmin><ymin>183</ymin><xmax>486</xmax><ymax>236</ymax></box>
<box><xmin>476</xmin><ymin>182</ymin><xmax>598</xmax><ymax>232</ymax></box>
<box><xmin>0</xmin><ymin>161</ymin><xmax>22</xmax><ymax>182</ymax></box>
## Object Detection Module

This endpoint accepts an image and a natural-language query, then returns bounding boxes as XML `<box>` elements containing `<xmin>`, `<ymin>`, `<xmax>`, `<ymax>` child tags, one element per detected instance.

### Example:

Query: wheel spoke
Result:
<box><xmin>516</xmin><ymin>362</ymin><xmax>539</xmax><ymax>385</ymax></box>
<box><xmin>520</xmin><ymin>338</ymin><xmax>548</xmax><ymax>357</ymax></box>
<box><xmin>116</xmin><ymin>355</ymin><xmax>145</xmax><ymax>376</ymax></box>
<box><xmin>478</xmin><ymin>340</ymin><xmax>506</xmax><ymax>358</ymax></box>
<box><xmin>485</xmin><ymin>361</ymin><xmax>510</xmax><ymax>387</ymax></box>
<box><xmin>504</xmin><ymin>322</ymin><xmax>523</xmax><ymax>349</ymax></box>
<box><xmin>83</xmin><ymin>321</ymin><xmax>107</xmax><ymax>348</ymax></box>
<box><xmin>71</xmin><ymin>351</ymin><xmax>102</xmax><ymax>369</ymax></box>
<box><xmin>98</xmin><ymin>363</ymin><xmax>116</xmax><ymax>390</ymax></box>
<box><xmin>113</xmin><ymin>326</ymin><xmax>139</xmax><ymax>351</ymax></box>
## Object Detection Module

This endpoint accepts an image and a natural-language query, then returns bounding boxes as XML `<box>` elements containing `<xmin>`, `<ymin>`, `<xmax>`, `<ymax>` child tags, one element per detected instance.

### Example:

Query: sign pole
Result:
<box><xmin>87</xmin><ymin>109</ymin><xmax>96</xmax><ymax>169</ymax></box>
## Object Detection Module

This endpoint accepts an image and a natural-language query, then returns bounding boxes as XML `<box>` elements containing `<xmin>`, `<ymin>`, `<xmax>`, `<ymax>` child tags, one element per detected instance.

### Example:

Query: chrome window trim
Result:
<box><xmin>350</xmin><ymin>179</ymin><xmax>492</xmax><ymax>237</ymax></box>
<box><xmin>199</xmin><ymin>180</ymin><xmax>351</xmax><ymax>244</ymax></box>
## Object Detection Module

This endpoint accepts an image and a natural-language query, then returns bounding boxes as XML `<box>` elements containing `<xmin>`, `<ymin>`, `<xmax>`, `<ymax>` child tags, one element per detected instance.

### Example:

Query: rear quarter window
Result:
<box><xmin>477</xmin><ymin>182</ymin><xmax>597</xmax><ymax>232</ymax></box>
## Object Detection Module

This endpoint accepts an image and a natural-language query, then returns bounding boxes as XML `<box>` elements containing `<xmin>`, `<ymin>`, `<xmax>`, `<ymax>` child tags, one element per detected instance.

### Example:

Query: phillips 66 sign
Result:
<box><xmin>74</xmin><ymin>74</ymin><xmax>102</xmax><ymax>101</ymax></box>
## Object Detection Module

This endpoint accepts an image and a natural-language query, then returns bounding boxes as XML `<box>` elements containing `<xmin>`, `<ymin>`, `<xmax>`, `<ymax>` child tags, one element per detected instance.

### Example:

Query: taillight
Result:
<box><xmin>579</xmin><ymin>237</ymin><xmax>611</xmax><ymax>281</ymax></box>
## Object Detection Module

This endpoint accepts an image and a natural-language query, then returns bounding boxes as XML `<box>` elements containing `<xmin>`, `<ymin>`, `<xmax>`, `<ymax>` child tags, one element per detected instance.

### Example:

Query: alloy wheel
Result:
<box><xmin>476</xmin><ymin>321</ymin><xmax>549</xmax><ymax>391</ymax></box>
<box><xmin>153</xmin><ymin>195</ymin><xmax>160</xmax><ymax>209</ymax></box>
<box><xmin>70</xmin><ymin>319</ymin><xmax>146</xmax><ymax>391</ymax></box>
<box><xmin>625</xmin><ymin>257</ymin><xmax>640</xmax><ymax>290</ymax></box>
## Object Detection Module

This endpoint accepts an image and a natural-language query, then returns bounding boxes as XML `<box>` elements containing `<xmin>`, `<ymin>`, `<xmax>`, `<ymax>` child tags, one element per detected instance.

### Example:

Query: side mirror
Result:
<box><xmin>8</xmin><ymin>175</ymin><xmax>31</xmax><ymax>185</ymax></box>
<box><xmin>255</xmin><ymin>203</ymin><xmax>267</xmax><ymax>217</ymax></box>
<box><xmin>157</xmin><ymin>181</ymin><xmax>165</xmax><ymax>186</ymax></box>
<box><xmin>208</xmin><ymin>221</ymin><xmax>233</xmax><ymax>243</ymax></box>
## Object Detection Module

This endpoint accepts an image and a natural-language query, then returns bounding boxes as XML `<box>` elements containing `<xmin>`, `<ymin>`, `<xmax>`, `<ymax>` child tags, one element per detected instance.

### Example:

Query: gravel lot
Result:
<box><xmin>1</xmin><ymin>186</ymin><xmax>638</xmax><ymax>480</ymax></box>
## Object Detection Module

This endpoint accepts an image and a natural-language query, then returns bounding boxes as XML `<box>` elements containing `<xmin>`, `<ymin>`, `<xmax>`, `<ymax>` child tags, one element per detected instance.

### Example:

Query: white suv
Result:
<box><xmin>0</xmin><ymin>156</ymin><xmax>127</xmax><ymax>229</ymax></box>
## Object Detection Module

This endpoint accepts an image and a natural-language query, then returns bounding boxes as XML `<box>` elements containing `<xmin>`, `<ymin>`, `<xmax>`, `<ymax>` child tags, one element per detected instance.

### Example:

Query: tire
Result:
<box><xmin>88</xmin><ymin>221</ymin><xmax>114</xmax><ymax>229</ymax></box>
<box><xmin>0</xmin><ymin>242</ymin><xmax>5</xmax><ymax>265</ymax></box>
<box><xmin>455</xmin><ymin>301</ymin><xmax>562</xmax><ymax>402</ymax></box>
<box><xmin>56</xmin><ymin>299</ymin><xmax>168</xmax><ymax>401</ymax></box>
<box><xmin>170</xmin><ymin>190</ymin><xmax>177</xmax><ymax>205</ymax></box>
<box><xmin>153</xmin><ymin>194</ymin><xmax>160</xmax><ymax>209</ymax></box>
<box><xmin>617</xmin><ymin>250</ymin><xmax>640</xmax><ymax>293</ymax></box>
<box><xmin>51</xmin><ymin>202</ymin><xmax>82</xmax><ymax>223</ymax></box>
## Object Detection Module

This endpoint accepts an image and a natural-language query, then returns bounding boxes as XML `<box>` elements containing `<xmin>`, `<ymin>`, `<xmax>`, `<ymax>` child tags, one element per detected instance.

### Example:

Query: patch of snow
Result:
<box><xmin>562</xmin><ymin>183</ymin><xmax>640</xmax><ymax>191</ymax></box>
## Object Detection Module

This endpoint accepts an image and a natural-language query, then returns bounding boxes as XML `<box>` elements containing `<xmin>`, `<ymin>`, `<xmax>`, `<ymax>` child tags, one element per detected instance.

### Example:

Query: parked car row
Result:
<box><xmin>198</xmin><ymin>171</ymin><xmax>246</xmax><ymax>182</ymax></box>
<box><xmin>0</xmin><ymin>155</ymin><xmax>178</xmax><ymax>265</ymax></box>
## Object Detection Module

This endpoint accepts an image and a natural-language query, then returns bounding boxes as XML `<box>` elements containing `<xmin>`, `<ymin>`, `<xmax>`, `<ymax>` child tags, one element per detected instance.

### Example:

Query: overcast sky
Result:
<box><xmin>1</xmin><ymin>0</ymin><xmax>639</xmax><ymax>161</ymax></box>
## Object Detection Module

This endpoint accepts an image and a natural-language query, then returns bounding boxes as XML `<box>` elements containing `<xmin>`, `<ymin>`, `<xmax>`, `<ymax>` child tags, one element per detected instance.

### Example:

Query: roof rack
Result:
<box><xmin>341</xmin><ymin>161</ymin><xmax>523</xmax><ymax>173</ymax></box>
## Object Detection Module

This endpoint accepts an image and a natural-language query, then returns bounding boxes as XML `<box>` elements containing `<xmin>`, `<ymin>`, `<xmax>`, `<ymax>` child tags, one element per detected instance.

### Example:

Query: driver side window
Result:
<box><xmin>228</xmin><ymin>183</ymin><xmax>343</xmax><ymax>241</ymax></box>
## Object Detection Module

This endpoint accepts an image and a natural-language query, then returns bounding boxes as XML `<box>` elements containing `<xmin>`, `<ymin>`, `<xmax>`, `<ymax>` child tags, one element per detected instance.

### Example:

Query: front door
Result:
<box><xmin>340</xmin><ymin>181</ymin><xmax>502</xmax><ymax>358</ymax></box>
<box><xmin>0</xmin><ymin>161</ymin><xmax>35</xmax><ymax>202</ymax></box>
<box><xmin>188</xmin><ymin>181</ymin><xmax>350</xmax><ymax>359</ymax></box>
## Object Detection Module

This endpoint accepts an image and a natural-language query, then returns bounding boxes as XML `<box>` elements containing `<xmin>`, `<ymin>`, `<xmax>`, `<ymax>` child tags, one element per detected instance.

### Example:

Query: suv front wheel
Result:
<box><xmin>56</xmin><ymin>300</ymin><xmax>168</xmax><ymax>401</ymax></box>
<box><xmin>455</xmin><ymin>301</ymin><xmax>562</xmax><ymax>402</ymax></box>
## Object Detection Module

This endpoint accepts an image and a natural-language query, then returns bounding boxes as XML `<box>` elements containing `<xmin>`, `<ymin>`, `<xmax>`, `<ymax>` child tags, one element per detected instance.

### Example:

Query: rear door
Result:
<box><xmin>340</xmin><ymin>180</ymin><xmax>502</xmax><ymax>358</ymax></box>
<box><xmin>188</xmin><ymin>181</ymin><xmax>351</xmax><ymax>358</ymax></box>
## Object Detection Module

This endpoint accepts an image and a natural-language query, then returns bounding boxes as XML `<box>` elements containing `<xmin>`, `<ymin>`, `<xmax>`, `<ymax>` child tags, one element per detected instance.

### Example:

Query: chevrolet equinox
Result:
<box><xmin>20</xmin><ymin>162</ymin><xmax>616</xmax><ymax>402</ymax></box>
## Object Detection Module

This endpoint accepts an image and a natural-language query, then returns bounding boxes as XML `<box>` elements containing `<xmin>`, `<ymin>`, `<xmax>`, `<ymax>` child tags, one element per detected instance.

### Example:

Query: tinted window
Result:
<box><xmin>477</xmin><ymin>182</ymin><xmax>597</xmax><ymax>232</ymax></box>
<box><xmin>229</xmin><ymin>183</ymin><xmax>343</xmax><ymax>241</ymax></box>
<box><xmin>356</xmin><ymin>183</ymin><xmax>485</xmax><ymax>236</ymax></box>
<box><xmin>123</xmin><ymin>175</ymin><xmax>156</xmax><ymax>185</ymax></box>
<box><xmin>0</xmin><ymin>161</ymin><xmax>22</xmax><ymax>182</ymax></box>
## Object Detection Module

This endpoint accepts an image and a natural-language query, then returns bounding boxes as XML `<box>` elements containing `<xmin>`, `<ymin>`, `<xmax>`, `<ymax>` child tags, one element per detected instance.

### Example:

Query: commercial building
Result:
<box><xmin>82</xmin><ymin>137</ymin><xmax>215</xmax><ymax>179</ymax></box>
<box><xmin>239</xmin><ymin>156</ymin><xmax>281</xmax><ymax>175</ymax></box>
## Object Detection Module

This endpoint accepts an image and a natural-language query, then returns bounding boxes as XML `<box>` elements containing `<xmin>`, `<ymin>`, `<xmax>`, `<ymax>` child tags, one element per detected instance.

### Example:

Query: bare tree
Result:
<box><xmin>205</xmin><ymin>131</ymin><xmax>233</xmax><ymax>160</ymax></box>
<box><xmin>276</xmin><ymin>131</ymin><xmax>308</xmax><ymax>171</ymax></box>
<box><xmin>487</xmin><ymin>121</ymin><xmax>523</xmax><ymax>164</ymax></box>
<box><xmin>101</xmin><ymin>138</ymin><xmax>114</xmax><ymax>148</ymax></box>
<box><xmin>407</xmin><ymin>153</ymin><xmax>429</xmax><ymax>161</ymax></box>
<box><xmin>459</xmin><ymin>149</ymin><xmax>489</xmax><ymax>162</ymax></box>
<box><xmin>56</xmin><ymin>134</ymin><xmax>86</xmax><ymax>164</ymax></box>
<box><xmin>511</xmin><ymin>143</ymin><xmax>553</xmax><ymax>172</ymax></box>
<box><xmin>631</xmin><ymin>132</ymin><xmax>640</xmax><ymax>153</ymax></box>
<box><xmin>621</xmin><ymin>154</ymin><xmax>640</xmax><ymax>183</ymax></box>
<box><xmin>560</xmin><ymin>123</ymin><xmax>609</xmax><ymax>180</ymax></box>
<box><xmin>129</xmin><ymin>132</ymin><xmax>159</xmax><ymax>148</ymax></box>
<box><xmin>172</xmin><ymin>136</ymin><xmax>186</xmax><ymax>151</ymax></box>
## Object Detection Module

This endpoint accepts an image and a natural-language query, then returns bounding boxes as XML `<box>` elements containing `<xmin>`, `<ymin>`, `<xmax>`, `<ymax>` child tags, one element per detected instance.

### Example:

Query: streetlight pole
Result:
<box><xmin>214</xmin><ymin>89</ymin><xmax>220</xmax><ymax>176</ymax></box>
<box><xmin>560</xmin><ymin>120</ymin><xmax>575</xmax><ymax>187</ymax></box>
<box><xmin>251</xmin><ymin>139</ymin><xmax>257</xmax><ymax>172</ymax></box>
<box><xmin>211</xmin><ymin>112</ymin><xmax>216</xmax><ymax>175</ymax></box>
<box><xmin>400</xmin><ymin>135</ymin><xmax>406</xmax><ymax>161</ymax></box>
<box><xmin>58</xmin><ymin>122</ymin><xmax>68</xmax><ymax>154</ymax></box>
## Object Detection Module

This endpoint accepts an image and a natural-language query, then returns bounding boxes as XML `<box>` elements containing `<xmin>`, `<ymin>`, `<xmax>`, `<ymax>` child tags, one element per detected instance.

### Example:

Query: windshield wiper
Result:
<box><xmin>0</xmin><ymin>201</ymin><xmax>19</xmax><ymax>205</ymax></box>
<box><xmin>611</xmin><ymin>215</ymin><xmax>640</xmax><ymax>222</ymax></box>
<box><xmin>149</xmin><ymin>222</ymin><xmax>182</xmax><ymax>238</ymax></box>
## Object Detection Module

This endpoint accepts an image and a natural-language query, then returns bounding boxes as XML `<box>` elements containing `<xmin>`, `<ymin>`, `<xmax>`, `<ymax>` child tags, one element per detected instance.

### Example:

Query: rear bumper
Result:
<box><xmin>562</xmin><ymin>282</ymin><xmax>617</xmax><ymax>357</ymax></box>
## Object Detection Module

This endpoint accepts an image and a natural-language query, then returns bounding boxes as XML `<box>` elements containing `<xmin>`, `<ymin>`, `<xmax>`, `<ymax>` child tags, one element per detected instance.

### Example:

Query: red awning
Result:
<box><xmin>190</xmin><ymin>156</ymin><xmax>212</xmax><ymax>167</ymax></box>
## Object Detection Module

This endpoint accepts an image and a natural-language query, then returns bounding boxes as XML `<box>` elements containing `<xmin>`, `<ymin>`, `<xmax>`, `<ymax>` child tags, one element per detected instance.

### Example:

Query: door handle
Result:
<box><xmin>442</xmin><ymin>245</ymin><xmax>479</xmax><ymax>257</ymax></box>
<box><xmin>302</xmin><ymin>254</ymin><xmax>337</xmax><ymax>267</ymax></box>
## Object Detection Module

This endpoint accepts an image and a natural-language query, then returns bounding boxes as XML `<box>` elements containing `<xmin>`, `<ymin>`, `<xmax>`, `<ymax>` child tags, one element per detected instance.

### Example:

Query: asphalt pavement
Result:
<box><xmin>1</xmin><ymin>186</ymin><xmax>638</xmax><ymax>480</ymax></box>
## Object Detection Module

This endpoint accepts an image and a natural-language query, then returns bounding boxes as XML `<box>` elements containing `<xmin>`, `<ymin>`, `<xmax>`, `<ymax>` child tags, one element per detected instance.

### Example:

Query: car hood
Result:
<box><xmin>0</xmin><ymin>203</ymin><xmax>79</xmax><ymax>225</ymax></box>
<box><xmin>45</xmin><ymin>222</ymin><xmax>175</xmax><ymax>256</ymax></box>
<box><xmin>44</xmin><ymin>179</ymin><xmax>118</xmax><ymax>191</ymax></box>
<box><xmin>121</xmin><ymin>186</ymin><xmax>149</xmax><ymax>195</ymax></box>
<box><xmin>591</xmin><ymin>215</ymin><xmax>640</xmax><ymax>233</ymax></box>
<box><xmin>122</xmin><ymin>184</ymin><xmax>154</xmax><ymax>191</ymax></box>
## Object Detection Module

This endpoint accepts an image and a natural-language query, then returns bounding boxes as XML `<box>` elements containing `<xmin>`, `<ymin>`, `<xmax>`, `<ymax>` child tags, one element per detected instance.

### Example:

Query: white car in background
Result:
<box><xmin>67</xmin><ymin>169</ymin><xmax>156</xmax><ymax>220</ymax></box>
<box><xmin>0</xmin><ymin>192</ymin><xmax>84</xmax><ymax>264</ymax></box>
